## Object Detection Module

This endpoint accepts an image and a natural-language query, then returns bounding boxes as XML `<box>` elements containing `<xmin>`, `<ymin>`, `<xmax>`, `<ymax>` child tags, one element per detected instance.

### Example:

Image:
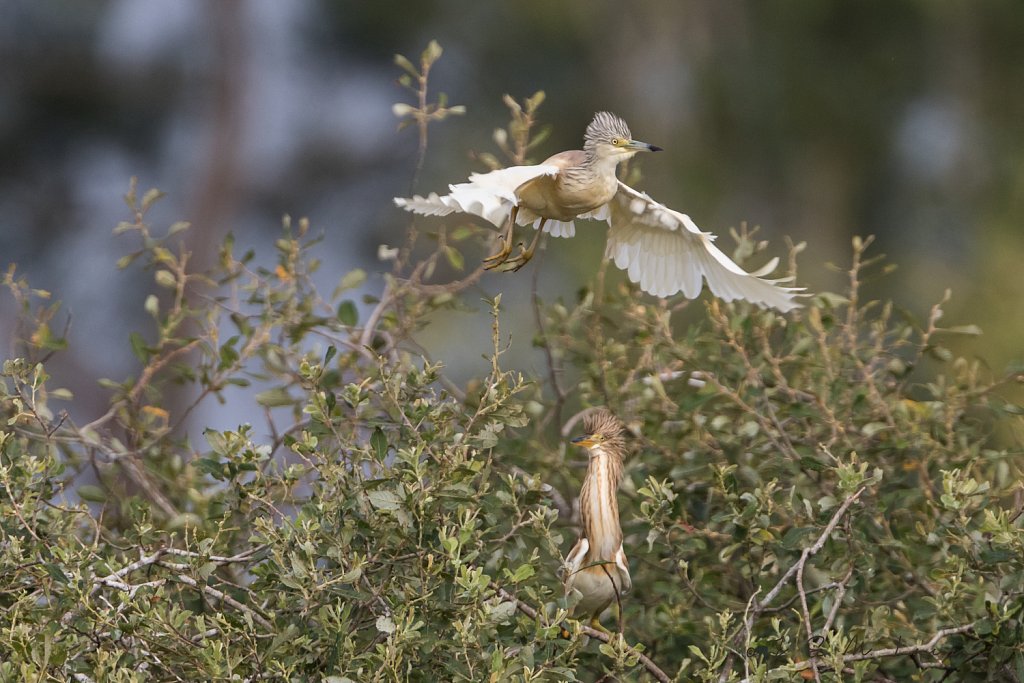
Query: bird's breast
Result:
<box><xmin>554</xmin><ymin>171</ymin><xmax>618</xmax><ymax>215</ymax></box>
<box><xmin>567</xmin><ymin>564</ymin><xmax>627</xmax><ymax>617</ymax></box>
<box><xmin>514</xmin><ymin>168</ymin><xmax>617</xmax><ymax>221</ymax></box>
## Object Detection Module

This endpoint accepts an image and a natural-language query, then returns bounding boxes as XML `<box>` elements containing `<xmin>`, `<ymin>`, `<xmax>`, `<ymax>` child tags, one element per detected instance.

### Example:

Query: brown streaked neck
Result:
<box><xmin>581</xmin><ymin>445</ymin><xmax>624</xmax><ymax>561</ymax></box>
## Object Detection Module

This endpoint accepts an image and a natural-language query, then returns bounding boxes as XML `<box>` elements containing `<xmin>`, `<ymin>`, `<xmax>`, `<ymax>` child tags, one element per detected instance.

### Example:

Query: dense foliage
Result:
<box><xmin>2</xmin><ymin>49</ymin><xmax>1023</xmax><ymax>682</ymax></box>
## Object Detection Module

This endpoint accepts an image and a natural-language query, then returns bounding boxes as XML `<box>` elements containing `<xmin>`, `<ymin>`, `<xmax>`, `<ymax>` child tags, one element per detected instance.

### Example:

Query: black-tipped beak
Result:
<box><xmin>627</xmin><ymin>139</ymin><xmax>661</xmax><ymax>153</ymax></box>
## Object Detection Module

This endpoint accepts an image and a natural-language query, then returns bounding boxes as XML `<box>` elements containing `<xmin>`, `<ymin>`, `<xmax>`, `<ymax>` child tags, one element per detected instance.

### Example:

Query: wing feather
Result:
<box><xmin>613</xmin><ymin>544</ymin><xmax>631</xmax><ymax>595</ymax></box>
<box><xmin>562</xmin><ymin>537</ymin><xmax>590</xmax><ymax>595</ymax></box>
<box><xmin>604</xmin><ymin>182</ymin><xmax>803</xmax><ymax>311</ymax></box>
<box><xmin>394</xmin><ymin>165</ymin><xmax>561</xmax><ymax>228</ymax></box>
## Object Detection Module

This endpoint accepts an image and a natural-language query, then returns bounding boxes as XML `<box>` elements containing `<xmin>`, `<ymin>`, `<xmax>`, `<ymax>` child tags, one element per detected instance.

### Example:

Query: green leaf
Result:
<box><xmin>444</xmin><ymin>245</ymin><xmax>464</xmax><ymax>271</ymax></box>
<box><xmin>77</xmin><ymin>485</ymin><xmax>107</xmax><ymax>503</ymax></box>
<box><xmin>450</xmin><ymin>225</ymin><xmax>476</xmax><ymax>241</ymax></box>
<box><xmin>488</xmin><ymin>600</ymin><xmax>517</xmax><ymax>624</ymax></box>
<box><xmin>927</xmin><ymin>345</ymin><xmax>953</xmax><ymax>362</ymax></box>
<box><xmin>937</xmin><ymin>324</ymin><xmax>983</xmax><ymax>336</ymax></box>
<box><xmin>44</xmin><ymin>563</ymin><xmax>69</xmax><ymax>585</ymax></box>
<box><xmin>338</xmin><ymin>268</ymin><xmax>366</xmax><ymax>293</ymax></box>
<box><xmin>140</xmin><ymin>187</ymin><xmax>165</xmax><ymax>212</ymax></box>
<box><xmin>980</xmin><ymin>548</ymin><xmax>1015</xmax><ymax>564</ymax></box>
<box><xmin>781</xmin><ymin>526</ymin><xmax>816</xmax><ymax>549</ymax></box>
<box><xmin>50</xmin><ymin>388</ymin><xmax>73</xmax><ymax>401</ymax></box>
<box><xmin>511</xmin><ymin>564</ymin><xmax>535</xmax><ymax>583</ymax></box>
<box><xmin>799</xmin><ymin>456</ymin><xmax>827</xmax><ymax>472</ymax></box>
<box><xmin>337</xmin><ymin>300</ymin><xmax>358</xmax><ymax>326</ymax></box>
<box><xmin>371</xmin><ymin>427</ymin><xmax>388</xmax><ymax>460</ymax></box>
<box><xmin>367</xmin><ymin>489</ymin><xmax>402</xmax><ymax>511</ymax></box>
<box><xmin>129</xmin><ymin>332</ymin><xmax>149</xmax><ymax>362</ymax></box>
<box><xmin>421</xmin><ymin>40</ymin><xmax>443</xmax><ymax>66</ymax></box>
<box><xmin>116</xmin><ymin>252</ymin><xmax>139</xmax><ymax>268</ymax></box>
<box><xmin>196</xmin><ymin>457</ymin><xmax>226</xmax><ymax>481</ymax></box>
<box><xmin>393</xmin><ymin>53</ymin><xmax>418</xmax><ymax>77</ymax></box>
<box><xmin>255</xmin><ymin>387</ymin><xmax>294</xmax><ymax>407</ymax></box>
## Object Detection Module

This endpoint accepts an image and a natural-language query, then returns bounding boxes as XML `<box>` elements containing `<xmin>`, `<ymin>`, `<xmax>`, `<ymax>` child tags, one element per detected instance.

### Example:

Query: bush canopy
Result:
<box><xmin>2</xmin><ymin>45</ymin><xmax>1023</xmax><ymax>682</ymax></box>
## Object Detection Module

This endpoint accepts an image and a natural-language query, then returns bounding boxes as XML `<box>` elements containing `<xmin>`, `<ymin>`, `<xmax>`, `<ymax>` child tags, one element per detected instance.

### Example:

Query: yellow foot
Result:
<box><xmin>507</xmin><ymin>246</ymin><xmax>536</xmax><ymax>272</ymax></box>
<box><xmin>482</xmin><ymin>240</ymin><xmax>515</xmax><ymax>269</ymax></box>
<box><xmin>588</xmin><ymin>617</ymin><xmax>612</xmax><ymax>636</ymax></box>
<box><xmin>485</xmin><ymin>241</ymin><xmax>527</xmax><ymax>271</ymax></box>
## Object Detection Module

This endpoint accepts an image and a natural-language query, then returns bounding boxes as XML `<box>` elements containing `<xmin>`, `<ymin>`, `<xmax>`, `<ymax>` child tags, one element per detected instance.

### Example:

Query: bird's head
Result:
<box><xmin>584</xmin><ymin>112</ymin><xmax>662</xmax><ymax>161</ymax></box>
<box><xmin>571</xmin><ymin>408</ymin><xmax>627</xmax><ymax>456</ymax></box>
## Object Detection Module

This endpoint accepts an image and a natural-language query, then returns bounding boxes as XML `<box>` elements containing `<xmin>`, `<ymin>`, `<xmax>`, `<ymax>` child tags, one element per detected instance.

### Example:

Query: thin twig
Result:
<box><xmin>796</xmin><ymin>550</ymin><xmax>821</xmax><ymax>683</ymax></box>
<box><xmin>756</xmin><ymin>487</ymin><xmax>866</xmax><ymax>610</ymax></box>
<box><xmin>599</xmin><ymin>563</ymin><xmax>625</xmax><ymax>636</ymax></box>
<box><xmin>838</xmin><ymin>623</ymin><xmax>975</xmax><ymax>664</ymax></box>
<box><xmin>821</xmin><ymin>565</ymin><xmax>855</xmax><ymax>634</ymax></box>
<box><xmin>791</xmin><ymin>622</ymin><xmax>976</xmax><ymax>674</ymax></box>
<box><xmin>88</xmin><ymin>549</ymin><xmax>167</xmax><ymax>598</ymax></box>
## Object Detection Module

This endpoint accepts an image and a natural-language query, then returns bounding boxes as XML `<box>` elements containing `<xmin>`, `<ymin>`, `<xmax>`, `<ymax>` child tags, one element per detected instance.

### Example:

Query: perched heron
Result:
<box><xmin>562</xmin><ymin>409</ymin><xmax>631</xmax><ymax>631</ymax></box>
<box><xmin>395</xmin><ymin>112</ymin><xmax>802</xmax><ymax>311</ymax></box>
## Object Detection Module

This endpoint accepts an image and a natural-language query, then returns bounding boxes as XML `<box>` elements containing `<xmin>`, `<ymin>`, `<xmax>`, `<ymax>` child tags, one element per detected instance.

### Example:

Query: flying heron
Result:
<box><xmin>563</xmin><ymin>409</ymin><xmax>631</xmax><ymax>632</ymax></box>
<box><xmin>395</xmin><ymin>112</ymin><xmax>802</xmax><ymax>311</ymax></box>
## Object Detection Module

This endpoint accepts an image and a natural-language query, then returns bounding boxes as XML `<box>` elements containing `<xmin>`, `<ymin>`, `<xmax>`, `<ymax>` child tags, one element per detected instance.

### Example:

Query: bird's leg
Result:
<box><xmin>483</xmin><ymin>205</ymin><xmax>519</xmax><ymax>268</ymax></box>
<box><xmin>508</xmin><ymin>219</ymin><xmax>546</xmax><ymax>272</ymax></box>
<box><xmin>588</xmin><ymin>615</ymin><xmax>612</xmax><ymax>636</ymax></box>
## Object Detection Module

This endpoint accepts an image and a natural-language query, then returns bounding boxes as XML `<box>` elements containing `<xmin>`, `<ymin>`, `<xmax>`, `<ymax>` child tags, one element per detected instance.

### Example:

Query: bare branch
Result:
<box><xmin>796</xmin><ymin>550</ymin><xmax>821</xmax><ymax>683</ymax></box>
<box><xmin>757</xmin><ymin>487</ymin><xmax>866</xmax><ymax>610</ymax></box>
<box><xmin>838</xmin><ymin>623</ymin><xmax>975</xmax><ymax>665</ymax></box>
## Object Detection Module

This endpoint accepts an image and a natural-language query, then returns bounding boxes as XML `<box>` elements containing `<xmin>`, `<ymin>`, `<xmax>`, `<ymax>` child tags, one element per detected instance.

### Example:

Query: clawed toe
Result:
<box><xmin>482</xmin><ymin>248</ymin><xmax>507</xmax><ymax>264</ymax></box>
<box><xmin>509</xmin><ymin>251</ymin><xmax>535</xmax><ymax>272</ymax></box>
<box><xmin>485</xmin><ymin>241</ymin><xmax>534</xmax><ymax>271</ymax></box>
<box><xmin>483</xmin><ymin>242</ymin><xmax>515</xmax><ymax>269</ymax></box>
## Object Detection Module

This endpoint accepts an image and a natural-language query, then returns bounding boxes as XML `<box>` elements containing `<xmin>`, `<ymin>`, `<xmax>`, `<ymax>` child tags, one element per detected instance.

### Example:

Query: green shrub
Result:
<box><xmin>1</xmin><ymin>44</ymin><xmax>1022</xmax><ymax>682</ymax></box>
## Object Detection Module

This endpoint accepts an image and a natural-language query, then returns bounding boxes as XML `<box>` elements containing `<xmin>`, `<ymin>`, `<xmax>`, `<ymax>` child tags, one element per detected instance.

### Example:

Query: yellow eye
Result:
<box><xmin>610</xmin><ymin>138</ymin><xmax>621</xmax><ymax>146</ymax></box>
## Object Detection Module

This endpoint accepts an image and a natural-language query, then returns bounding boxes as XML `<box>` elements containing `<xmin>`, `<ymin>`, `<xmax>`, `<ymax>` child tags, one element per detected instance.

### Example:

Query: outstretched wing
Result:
<box><xmin>394</xmin><ymin>164</ymin><xmax>560</xmax><ymax>228</ymax></box>
<box><xmin>603</xmin><ymin>182</ymin><xmax>803</xmax><ymax>311</ymax></box>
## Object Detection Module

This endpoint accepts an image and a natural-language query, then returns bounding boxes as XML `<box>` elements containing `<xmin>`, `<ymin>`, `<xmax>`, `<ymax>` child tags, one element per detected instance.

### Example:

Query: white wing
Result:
<box><xmin>562</xmin><ymin>536</ymin><xmax>589</xmax><ymax>596</ymax></box>
<box><xmin>604</xmin><ymin>182</ymin><xmax>803</xmax><ymax>311</ymax></box>
<box><xmin>394</xmin><ymin>164</ymin><xmax>561</xmax><ymax>228</ymax></box>
<box><xmin>613</xmin><ymin>544</ymin><xmax>631</xmax><ymax>595</ymax></box>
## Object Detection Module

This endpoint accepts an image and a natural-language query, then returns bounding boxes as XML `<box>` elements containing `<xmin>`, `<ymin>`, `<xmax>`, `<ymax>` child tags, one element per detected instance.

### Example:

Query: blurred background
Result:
<box><xmin>2</xmin><ymin>0</ymin><xmax>1022</xmax><ymax>432</ymax></box>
